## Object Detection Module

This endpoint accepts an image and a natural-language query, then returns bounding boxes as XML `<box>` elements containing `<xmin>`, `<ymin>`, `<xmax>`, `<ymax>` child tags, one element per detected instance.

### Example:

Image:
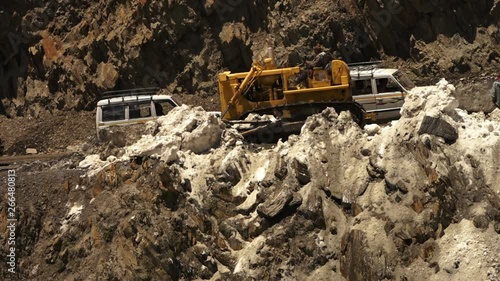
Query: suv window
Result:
<box><xmin>102</xmin><ymin>105</ymin><xmax>126</xmax><ymax>122</ymax></box>
<box><xmin>353</xmin><ymin>79</ymin><xmax>372</xmax><ymax>96</ymax></box>
<box><xmin>393</xmin><ymin>71</ymin><xmax>415</xmax><ymax>91</ymax></box>
<box><xmin>129</xmin><ymin>102</ymin><xmax>151</xmax><ymax>119</ymax></box>
<box><xmin>386</xmin><ymin>79</ymin><xmax>402</xmax><ymax>92</ymax></box>
<box><xmin>376</xmin><ymin>78</ymin><xmax>402</xmax><ymax>93</ymax></box>
<box><xmin>154</xmin><ymin>101</ymin><xmax>176</xmax><ymax>116</ymax></box>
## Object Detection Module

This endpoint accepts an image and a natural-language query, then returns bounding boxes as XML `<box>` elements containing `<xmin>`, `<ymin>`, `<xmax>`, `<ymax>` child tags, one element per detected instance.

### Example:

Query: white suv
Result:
<box><xmin>96</xmin><ymin>88</ymin><xmax>181</xmax><ymax>141</ymax></box>
<box><xmin>350</xmin><ymin>64</ymin><xmax>416</xmax><ymax>121</ymax></box>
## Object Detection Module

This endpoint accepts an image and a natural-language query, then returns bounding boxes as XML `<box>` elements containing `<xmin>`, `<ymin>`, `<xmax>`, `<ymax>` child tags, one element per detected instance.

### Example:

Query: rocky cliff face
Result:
<box><xmin>0</xmin><ymin>0</ymin><xmax>499</xmax><ymax>116</ymax></box>
<box><xmin>1</xmin><ymin>1</ymin><xmax>500</xmax><ymax>280</ymax></box>
<box><xmin>3</xmin><ymin>81</ymin><xmax>499</xmax><ymax>280</ymax></box>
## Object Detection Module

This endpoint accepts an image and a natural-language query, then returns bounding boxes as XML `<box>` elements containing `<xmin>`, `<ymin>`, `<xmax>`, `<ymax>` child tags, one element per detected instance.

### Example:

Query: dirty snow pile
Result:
<box><xmin>74</xmin><ymin>79</ymin><xmax>499</xmax><ymax>280</ymax></box>
<box><xmin>360</xmin><ymin>79</ymin><xmax>500</xmax><ymax>280</ymax></box>
<box><xmin>402</xmin><ymin>79</ymin><xmax>459</xmax><ymax>118</ymax></box>
<box><xmin>368</xmin><ymin>79</ymin><xmax>500</xmax><ymax>193</ymax></box>
<box><xmin>78</xmin><ymin>105</ymin><xmax>225</xmax><ymax>173</ymax></box>
<box><xmin>124</xmin><ymin>105</ymin><xmax>225</xmax><ymax>161</ymax></box>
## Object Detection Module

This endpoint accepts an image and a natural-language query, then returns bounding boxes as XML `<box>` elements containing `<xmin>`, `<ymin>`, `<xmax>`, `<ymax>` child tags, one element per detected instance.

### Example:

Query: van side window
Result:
<box><xmin>129</xmin><ymin>102</ymin><xmax>151</xmax><ymax>119</ymax></box>
<box><xmin>154</xmin><ymin>101</ymin><xmax>176</xmax><ymax>116</ymax></box>
<box><xmin>102</xmin><ymin>105</ymin><xmax>126</xmax><ymax>122</ymax></box>
<box><xmin>353</xmin><ymin>79</ymin><xmax>372</xmax><ymax>95</ymax></box>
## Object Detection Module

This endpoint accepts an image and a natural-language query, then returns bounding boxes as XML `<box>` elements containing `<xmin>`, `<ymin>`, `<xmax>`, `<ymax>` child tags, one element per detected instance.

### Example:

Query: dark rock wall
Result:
<box><xmin>0</xmin><ymin>0</ymin><xmax>499</xmax><ymax>116</ymax></box>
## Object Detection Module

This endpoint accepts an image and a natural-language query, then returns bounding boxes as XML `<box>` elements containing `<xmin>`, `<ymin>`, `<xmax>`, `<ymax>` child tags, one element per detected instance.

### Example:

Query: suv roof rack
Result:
<box><xmin>349</xmin><ymin>61</ymin><xmax>383</xmax><ymax>78</ymax></box>
<box><xmin>102</xmin><ymin>87</ymin><xmax>160</xmax><ymax>99</ymax></box>
<box><xmin>347</xmin><ymin>61</ymin><xmax>383</xmax><ymax>67</ymax></box>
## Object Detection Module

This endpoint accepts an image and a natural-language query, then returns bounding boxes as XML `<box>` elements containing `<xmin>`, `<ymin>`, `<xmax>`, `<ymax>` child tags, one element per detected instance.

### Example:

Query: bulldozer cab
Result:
<box><xmin>303</xmin><ymin>60</ymin><xmax>349</xmax><ymax>89</ymax></box>
<box><xmin>307</xmin><ymin>67</ymin><xmax>331</xmax><ymax>88</ymax></box>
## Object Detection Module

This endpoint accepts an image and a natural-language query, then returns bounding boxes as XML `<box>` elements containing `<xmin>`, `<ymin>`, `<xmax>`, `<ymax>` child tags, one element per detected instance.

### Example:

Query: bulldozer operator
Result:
<box><xmin>296</xmin><ymin>44</ymin><xmax>334</xmax><ymax>85</ymax></box>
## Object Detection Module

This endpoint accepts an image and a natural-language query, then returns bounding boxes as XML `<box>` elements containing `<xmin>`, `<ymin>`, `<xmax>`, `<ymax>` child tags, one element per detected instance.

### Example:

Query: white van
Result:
<box><xmin>350</xmin><ymin>65</ymin><xmax>416</xmax><ymax>121</ymax></box>
<box><xmin>96</xmin><ymin>88</ymin><xmax>181</xmax><ymax>141</ymax></box>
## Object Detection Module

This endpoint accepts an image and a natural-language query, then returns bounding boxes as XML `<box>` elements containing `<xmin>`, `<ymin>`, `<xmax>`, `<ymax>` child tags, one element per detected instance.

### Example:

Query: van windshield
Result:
<box><xmin>393</xmin><ymin>71</ymin><xmax>415</xmax><ymax>91</ymax></box>
<box><xmin>102</xmin><ymin>105</ymin><xmax>126</xmax><ymax>122</ymax></box>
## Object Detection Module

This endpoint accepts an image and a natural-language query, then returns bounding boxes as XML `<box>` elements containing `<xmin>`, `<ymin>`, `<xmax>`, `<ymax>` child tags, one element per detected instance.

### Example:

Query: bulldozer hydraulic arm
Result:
<box><xmin>222</xmin><ymin>63</ymin><xmax>264</xmax><ymax>118</ymax></box>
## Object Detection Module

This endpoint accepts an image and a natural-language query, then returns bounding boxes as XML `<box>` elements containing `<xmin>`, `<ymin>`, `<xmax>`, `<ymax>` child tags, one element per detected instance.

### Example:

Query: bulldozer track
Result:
<box><xmin>239</xmin><ymin>101</ymin><xmax>366</xmax><ymax>126</ymax></box>
<box><xmin>233</xmin><ymin>101</ymin><xmax>366</xmax><ymax>142</ymax></box>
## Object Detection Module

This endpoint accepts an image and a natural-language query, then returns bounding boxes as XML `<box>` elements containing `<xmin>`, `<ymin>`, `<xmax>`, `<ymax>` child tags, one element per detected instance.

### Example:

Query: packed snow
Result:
<box><xmin>74</xmin><ymin>79</ymin><xmax>500</xmax><ymax>280</ymax></box>
<box><xmin>79</xmin><ymin>79</ymin><xmax>500</xmax><ymax>197</ymax></box>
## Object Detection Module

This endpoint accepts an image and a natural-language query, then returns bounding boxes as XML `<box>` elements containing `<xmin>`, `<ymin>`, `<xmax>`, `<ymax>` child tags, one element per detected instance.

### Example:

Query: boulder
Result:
<box><xmin>257</xmin><ymin>189</ymin><xmax>296</xmax><ymax>219</ymax></box>
<box><xmin>418</xmin><ymin>116</ymin><xmax>458</xmax><ymax>143</ymax></box>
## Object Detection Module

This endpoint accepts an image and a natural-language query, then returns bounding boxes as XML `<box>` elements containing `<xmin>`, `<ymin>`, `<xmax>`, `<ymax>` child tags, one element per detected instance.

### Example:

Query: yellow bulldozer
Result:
<box><xmin>218</xmin><ymin>56</ymin><xmax>367</xmax><ymax>142</ymax></box>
